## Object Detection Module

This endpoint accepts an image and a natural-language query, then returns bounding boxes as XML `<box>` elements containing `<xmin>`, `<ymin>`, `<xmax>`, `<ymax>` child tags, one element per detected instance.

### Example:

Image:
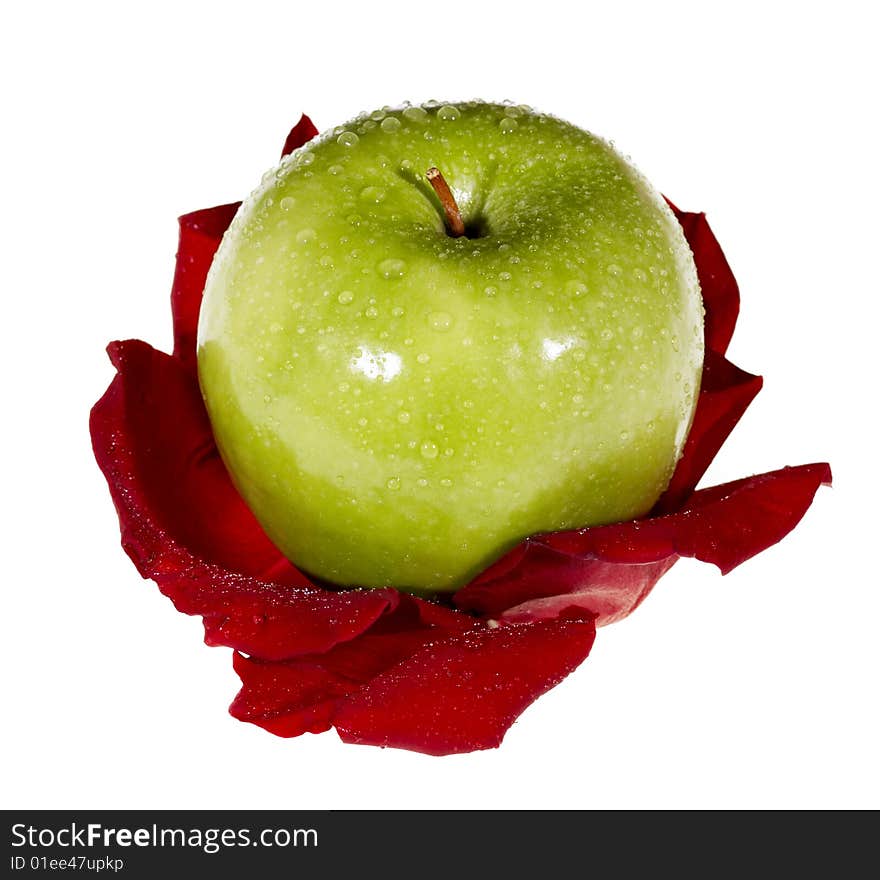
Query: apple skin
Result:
<box><xmin>197</xmin><ymin>102</ymin><xmax>704</xmax><ymax>593</ymax></box>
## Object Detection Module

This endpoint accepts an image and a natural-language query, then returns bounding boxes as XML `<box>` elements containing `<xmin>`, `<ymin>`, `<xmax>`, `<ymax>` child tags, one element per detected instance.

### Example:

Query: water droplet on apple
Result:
<box><xmin>498</xmin><ymin>271</ymin><xmax>512</xmax><ymax>282</ymax></box>
<box><xmin>566</xmin><ymin>280</ymin><xmax>587</xmax><ymax>297</ymax></box>
<box><xmin>391</xmin><ymin>306</ymin><xmax>405</xmax><ymax>317</ymax></box>
<box><xmin>365</xmin><ymin>306</ymin><xmax>379</xmax><ymax>318</ymax></box>
<box><xmin>403</xmin><ymin>106</ymin><xmax>428</xmax><ymax>123</ymax></box>
<box><xmin>420</xmin><ymin>441</ymin><xmax>439</xmax><ymax>460</ymax></box>
<box><xmin>386</xmin><ymin>477</ymin><xmax>401</xmax><ymax>491</ymax></box>
<box><xmin>328</xmin><ymin>164</ymin><xmax>344</xmax><ymax>176</ymax></box>
<box><xmin>360</xmin><ymin>185</ymin><xmax>386</xmax><ymax>203</ymax></box>
<box><xmin>499</xmin><ymin>117</ymin><xmax>518</xmax><ymax>134</ymax></box>
<box><xmin>504</xmin><ymin>105</ymin><xmax>523</xmax><ymax>118</ymax></box>
<box><xmin>437</xmin><ymin>104</ymin><xmax>460</xmax><ymax>121</ymax></box>
<box><xmin>440</xmin><ymin>478</ymin><xmax>454</xmax><ymax>488</ymax></box>
<box><xmin>337</xmin><ymin>290</ymin><xmax>354</xmax><ymax>305</ymax></box>
<box><xmin>484</xmin><ymin>286</ymin><xmax>498</xmax><ymax>297</ymax></box>
<box><xmin>378</xmin><ymin>258</ymin><xmax>406</xmax><ymax>279</ymax></box>
<box><xmin>296</xmin><ymin>228</ymin><xmax>316</xmax><ymax>245</ymax></box>
<box><xmin>416</xmin><ymin>352</ymin><xmax>431</xmax><ymax>364</ymax></box>
<box><xmin>607</xmin><ymin>263</ymin><xmax>622</xmax><ymax>276</ymax></box>
<box><xmin>427</xmin><ymin>311</ymin><xmax>454</xmax><ymax>332</ymax></box>
<box><xmin>381</xmin><ymin>116</ymin><xmax>402</xmax><ymax>133</ymax></box>
<box><xmin>280</xmin><ymin>196</ymin><xmax>295</xmax><ymax>212</ymax></box>
<box><xmin>337</xmin><ymin>131</ymin><xmax>359</xmax><ymax>147</ymax></box>
<box><xmin>397</xmin><ymin>411</ymin><xmax>411</xmax><ymax>425</ymax></box>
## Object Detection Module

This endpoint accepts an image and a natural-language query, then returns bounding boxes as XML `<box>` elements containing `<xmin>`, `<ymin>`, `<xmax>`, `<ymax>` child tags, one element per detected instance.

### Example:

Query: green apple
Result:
<box><xmin>197</xmin><ymin>101</ymin><xmax>704</xmax><ymax>593</ymax></box>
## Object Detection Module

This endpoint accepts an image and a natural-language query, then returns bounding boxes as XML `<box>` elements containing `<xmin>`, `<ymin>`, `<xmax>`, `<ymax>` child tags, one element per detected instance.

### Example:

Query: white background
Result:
<box><xmin>3</xmin><ymin>1</ymin><xmax>876</xmax><ymax>809</ymax></box>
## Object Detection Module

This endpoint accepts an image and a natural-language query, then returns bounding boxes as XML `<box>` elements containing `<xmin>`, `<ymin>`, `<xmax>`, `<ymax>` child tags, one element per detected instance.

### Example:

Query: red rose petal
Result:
<box><xmin>456</xmin><ymin>463</ymin><xmax>831</xmax><ymax>624</ymax></box>
<box><xmin>171</xmin><ymin>202</ymin><xmax>240</xmax><ymax>371</ymax></box>
<box><xmin>457</xmin><ymin>550</ymin><xmax>676</xmax><ymax>626</ymax></box>
<box><xmin>334</xmin><ymin>613</ymin><xmax>597</xmax><ymax>755</ymax></box>
<box><xmin>230</xmin><ymin>626</ymin><xmax>447</xmax><ymax>737</ymax></box>
<box><xmin>230</xmin><ymin>595</ymin><xmax>476</xmax><ymax>737</ymax></box>
<box><xmin>90</xmin><ymin>338</ymin><xmax>397</xmax><ymax>660</ymax></box>
<box><xmin>646</xmin><ymin>206</ymin><xmax>763</xmax><ymax>509</ymax></box>
<box><xmin>668</xmin><ymin>204</ymin><xmax>740</xmax><ymax>356</ymax></box>
<box><xmin>654</xmin><ymin>350</ymin><xmax>763</xmax><ymax>513</ymax></box>
<box><xmin>230</xmin><ymin>652</ymin><xmax>352</xmax><ymax>737</ymax></box>
<box><xmin>231</xmin><ymin>596</ymin><xmax>594</xmax><ymax>754</ymax></box>
<box><xmin>281</xmin><ymin>114</ymin><xmax>319</xmax><ymax>158</ymax></box>
<box><xmin>667</xmin><ymin>462</ymin><xmax>833</xmax><ymax>573</ymax></box>
<box><xmin>198</xmin><ymin>584</ymin><xmax>398</xmax><ymax>663</ymax></box>
<box><xmin>93</xmin><ymin>339</ymin><xmax>298</xmax><ymax>581</ymax></box>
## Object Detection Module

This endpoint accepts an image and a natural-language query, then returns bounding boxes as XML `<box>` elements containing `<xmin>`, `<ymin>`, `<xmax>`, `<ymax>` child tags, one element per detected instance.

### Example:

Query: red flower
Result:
<box><xmin>90</xmin><ymin>116</ymin><xmax>831</xmax><ymax>756</ymax></box>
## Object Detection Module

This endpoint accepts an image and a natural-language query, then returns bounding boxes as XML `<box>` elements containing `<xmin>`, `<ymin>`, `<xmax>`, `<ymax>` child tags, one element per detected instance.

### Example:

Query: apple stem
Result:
<box><xmin>426</xmin><ymin>167</ymin><xmax>466</xmax><ymax>238</ymax></box>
